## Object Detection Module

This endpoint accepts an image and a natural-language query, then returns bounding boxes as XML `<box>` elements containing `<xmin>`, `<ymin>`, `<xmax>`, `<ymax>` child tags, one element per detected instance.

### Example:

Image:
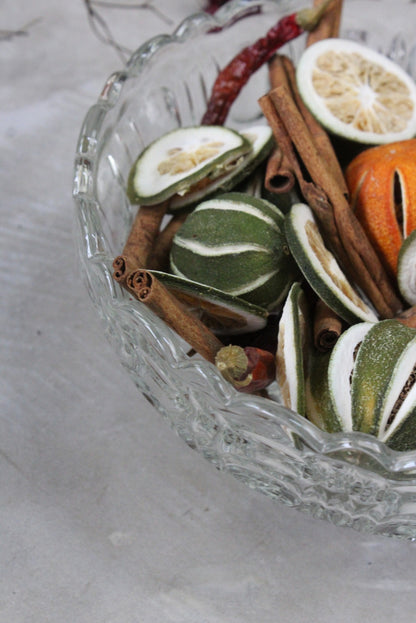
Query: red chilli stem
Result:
<box><xmin>201</xmin><ymin>0</ymin><xmax>333</xmax><ymax>126</ymax></box>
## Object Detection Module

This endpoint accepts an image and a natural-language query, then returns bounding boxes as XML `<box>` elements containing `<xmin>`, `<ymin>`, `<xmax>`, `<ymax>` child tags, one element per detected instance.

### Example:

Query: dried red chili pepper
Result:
<box><xmin>215</xmin><ymin>344</ymin><xmax>276</xmax><ymax>393</ymax></box>
<box><xmin>201</xmin><ymin>0</ymin><xmax>333</xmax><ymax>126</ymax></box>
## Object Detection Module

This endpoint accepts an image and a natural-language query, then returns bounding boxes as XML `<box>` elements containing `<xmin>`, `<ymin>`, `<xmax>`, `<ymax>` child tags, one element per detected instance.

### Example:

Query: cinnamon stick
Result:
<box><xmin>112</xmin><ymin>201</ymin><xmax>168</xmax><ymax>285</ymax></box>
<box><xmin>268</xmin><ymin>53</ymin><xmax>346</xmax><ymax>197</ymax></box>
<box><xmin>127</xmin><ymin>269</ymin><xmax>223</xmax><ymax>364</ymax></box>
<box><xmin>258</xmin><ymin>93</ymin><xmax>348</xmax><ymax>272</ymax></box>
<box><xmin>146</xmin><ymin>212</ymin><xmax>188</xmax><ymax>272</ymax></box>
<box><xmin>265</xmin><ymin>55</ymin><xmax>297</xmax><ymax>195</ymax></box>
<box><xmin>307</xmin><ymin>0</ymin><xmax>343</xmax><ymax>46</ymax></box>
<box><xmin>269</xmin><ymin>85</ymin><xmax>402</xmax><ymax>318</ymax></box>
<box><xmin>264</xmin><ymin>145</ymin><xmax>296</xmax><ymax>194</ymax></box>
<box><xmin>277</xmin><ymin>55</ymin><xmax>348</xmax><ymax>197</ymax></box>
<box><xmin>268</xmin><ymin>51</ymin><xmax>292</xmax><ymax>91</ymax></box>
<box><xmin>313</xmin><ymin>299</ymin><xmax>343</xmax><ymax>351</ymax></box>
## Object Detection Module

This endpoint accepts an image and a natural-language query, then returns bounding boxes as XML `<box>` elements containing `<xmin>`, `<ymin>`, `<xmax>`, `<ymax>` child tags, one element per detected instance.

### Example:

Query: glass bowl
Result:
<box><xmin>73</xmin><ymin>0</ymin><xmax>416</xmax><ymax>539</ymax></box>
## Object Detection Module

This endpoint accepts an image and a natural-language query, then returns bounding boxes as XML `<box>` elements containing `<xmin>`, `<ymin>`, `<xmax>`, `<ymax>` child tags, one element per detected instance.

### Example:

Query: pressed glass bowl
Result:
<box><xmin>73</xmin><ymin>0</ymin><xmax>416</xmax><ymax>539</ymax></box>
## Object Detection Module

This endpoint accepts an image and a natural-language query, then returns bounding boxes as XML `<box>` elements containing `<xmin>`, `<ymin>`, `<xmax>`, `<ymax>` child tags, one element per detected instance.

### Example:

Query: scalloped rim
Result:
<box><xmin>73</xmin><ymin>0</ymin><xmax>416</xmax><ymax>488</ymax></box>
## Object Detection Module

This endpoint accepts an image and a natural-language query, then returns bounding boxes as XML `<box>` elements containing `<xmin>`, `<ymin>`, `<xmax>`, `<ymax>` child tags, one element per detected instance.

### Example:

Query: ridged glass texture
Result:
<box><xmin>73</xmin><ymin>0</ymin><xmax>416</xmax><ymax>539</ymax></box>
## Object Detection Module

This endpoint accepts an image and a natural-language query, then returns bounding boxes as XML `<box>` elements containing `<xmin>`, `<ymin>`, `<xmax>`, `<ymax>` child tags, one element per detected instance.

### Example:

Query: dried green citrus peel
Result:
<box><xmin>305</xmin><ymin>348</ymin><xmax>336</xmax><ymax>432</ymax></box>
<box><xmin>284</xmin><ymin>203</ymin><xmax>378</xmax><ymax>325</ymax></box>
<box><xmin>170</xmin><ymin>192</ymin><xmax>299</xmax><ymax>310</ymax></box>
<box><xmin>127</xmin><ymin>125</ymin><xmax>251</xmax><ymax>206</ymax></box>
<box><xmin>327</xmin><ymin>321</ymin><xmax>374</xmax><ymax>432</ymax></box>
<box><xmin>276</xmin><ymin>282</ymin><xmax>309</xmax><ymax>416</ymax></box>
<box><xmin>351</xmin><ymin>320</ymin><xmax>416</xmax><ymax>435</ymax></box>
<box><xmin>169</xmin><ymin>125</ymin><xmax>274</xmax><ymax>212</ymax></box>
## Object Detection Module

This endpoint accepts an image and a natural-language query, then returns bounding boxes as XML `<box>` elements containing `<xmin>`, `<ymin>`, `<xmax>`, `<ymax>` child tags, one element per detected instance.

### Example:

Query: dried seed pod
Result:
<box><xmin>215</xmin><ymin>344</ymin><xmax>276</xmax><ymax>393</ymax></box>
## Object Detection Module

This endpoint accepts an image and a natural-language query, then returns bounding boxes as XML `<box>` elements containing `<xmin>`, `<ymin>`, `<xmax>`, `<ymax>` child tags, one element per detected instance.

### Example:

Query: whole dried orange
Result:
<box><xmin>345</xmin><ymin>139</ymin><xmax>416</xmax><ymax>275</ymax></box>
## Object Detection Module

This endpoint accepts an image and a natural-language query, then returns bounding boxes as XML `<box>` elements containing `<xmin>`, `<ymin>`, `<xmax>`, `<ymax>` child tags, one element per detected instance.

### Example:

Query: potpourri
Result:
<box><xmin>113</xmin><ymin>0</ymin><xmax>416</xmax><ymax>452</ymax></box>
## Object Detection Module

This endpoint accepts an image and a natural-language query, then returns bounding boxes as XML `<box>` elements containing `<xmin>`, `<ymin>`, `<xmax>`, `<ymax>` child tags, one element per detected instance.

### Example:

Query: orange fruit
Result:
<box><xmin>345</xmin><ymin>139</ymin><xmax>416</xmax><ymax>275</ymax></box>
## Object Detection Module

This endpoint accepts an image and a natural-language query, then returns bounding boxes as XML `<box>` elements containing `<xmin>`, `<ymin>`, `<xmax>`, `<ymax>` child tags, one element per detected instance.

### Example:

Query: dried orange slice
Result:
<box><xmin>346</xmin><ymin>139</ymin><xmax>416</xmax><ymax>275</ymax></box>
<box><xmin>296</xmin><ymin>38</ymin><xmax>416</xmax><ymax>145</ymax></box>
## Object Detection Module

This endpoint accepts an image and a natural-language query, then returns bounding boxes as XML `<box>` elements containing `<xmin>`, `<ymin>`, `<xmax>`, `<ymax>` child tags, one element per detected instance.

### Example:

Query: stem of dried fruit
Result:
<box><xmin>215</xmin><ymin>344</ymin><xmax>276</xmax><ymax>393</ymax></box>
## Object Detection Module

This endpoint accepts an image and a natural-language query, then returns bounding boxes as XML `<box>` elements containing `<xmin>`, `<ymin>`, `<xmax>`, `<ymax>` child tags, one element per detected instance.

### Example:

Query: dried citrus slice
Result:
<box><xmin>151</xmin><ymin>270</ymin><xmax>268</xmax><ymax>335</ymax></box>
<box><xmin>169</xmin><ymin>125</ymin><xmax>273</xmax><ymax>212</ymax></box>
<box><xmin>377</xmin><ymin>334</ymin><xmax>416</xmax><ymax>450</ymax></box>
<box><xmin>296</xmin><ymin>38</ymin><xmax>416</xmax><ymax>145</ymax></box>
<box><xmin>276</xmin><ymin>282</ymin><xmax>309</xmax><ymax>416</ymax></box>
<box><xmin>327</xmin><ymin>321</ymin><xmax>374</xmax><ymax>432</ymax></box>
<box><xmin>397</xmin><ymin>228</ymin><xmax>416</xmax><ymax>305</ymax></box>
<box><xmin>305</xmin><ymin>349</ymin><xmax>337</xmax><ymax>432</ymax></box>
<box><xmin>382</xmin><ymin>388</ymin><xmax>416</xmax><ymax>452</ymax></box>
<box><xmin>170</xmin><ymin>193</ymin><xmax>299</xmax><ymax>310</ymax></box>
<box><xmin>284</xmin><ymin>203</ymin><xmax>378</xmax><ymax>324</ymax></box>
<box><xmin>350</xmin><ymin>320</ymin><xmax>416</xmax><ymax>435</ymax></box>
<box><xmin>127</xmin><ymin>125</ymin><xmax>251</xmax><ymax>205</ymax></box>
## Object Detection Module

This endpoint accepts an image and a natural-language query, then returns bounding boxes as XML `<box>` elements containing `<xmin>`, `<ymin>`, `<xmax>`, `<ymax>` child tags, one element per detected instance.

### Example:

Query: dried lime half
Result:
<box><xmin>151</xmin><ymin>270</ymin><xmax>268</xmax><ymax>335</ymax></box>
<box><xmin>397</xmin><ymin>228</ymin><xmax>416</xmax><ymax>305</ymax></box>
<box><xmin>169</xmin><ymin>125</ymin><xmax>274</xmax><ymax>212</ymax></box>
<box><xmin>350</xmin><ymin>319</ymin><xmax>416</xmax><ymax>435</ymax></box>
<box><xmin>377</xmin><ymin>334</ymin><xmax>416</xmax><ymax>451</ymax></box>
<box><xmin>284</xmin><ymin>203</ymin><xmax>378</xmax><ymax>324</ymax></box>
<box><xmin>382</xmin><ymin>395</ymin><xmax>416</xmax><ymax>452</ymax></box>
<box><xmin>327</xmin><ymin>321</ymin><xmax>374</xmax><ymax>432</ymax></box>
<box><xmin>305</xmin><ymin>349</ymin><xmax>336</xmax><ymax>432</ymax></box>
<box><xmin>276</xmin><ymin>282</ymin><xmax>309</xmax><ymax>416</ymax></box>
<box><xmin>127</xmin><ymin>125</ymin><xmax>252</xmax><ymax>206</ymax></box>
<box><xmin>296</xmin><ymin>38</ymin><xmax>416</xmax><ymax>144</ymax></box>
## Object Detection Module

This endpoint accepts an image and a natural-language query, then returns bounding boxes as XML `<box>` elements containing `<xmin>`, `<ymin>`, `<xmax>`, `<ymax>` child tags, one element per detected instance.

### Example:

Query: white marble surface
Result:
<box><xmin>3</xmin><ymin>1</ymin><xmax>416</xmax><ymax>621</ymax></box>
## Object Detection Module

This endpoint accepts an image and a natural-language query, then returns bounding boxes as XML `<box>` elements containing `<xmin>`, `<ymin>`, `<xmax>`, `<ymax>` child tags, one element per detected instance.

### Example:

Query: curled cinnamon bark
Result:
<box><xmin>146</xmin><ymin>212</ymin><xmax>188</xmax><ymax>272</ymax></box>
<box><xmin>267</xmin><ymin>54</ymin><xmax>347</xmax><ymax>198</ymax></box>
<box><xmin>313</xmin><ymin>299</ymin><xmax>343</xmax><ymax>351</ymax></box>
<box><xmin>258</xmin><ymin>92</ymin><xmax>349</xmax><ymax>273</ymax></box>
<box><xmin>112</xmin><ymin>201</ymin><xmax>168</xmax><ymax>285</ymax></box>
<box><xmin>264</xmin><ymin>146</ymin><xmax>296</xmax><ymax>194</ymax></box>
<box><xmin>281</xmin><ymin>55</ymin><xmax>348</xmax><ymax>197</ymax></box>
<box><xmin>265</xmin><ymin>55</ymin><xmax>297</xmax><ymax>194</ymax></box>
<box><xmin>306</xmin><ymin>0</ymin><xmax>343</xmax><ymax>46</ymax></box>
<box><xmin>127</xmin><ymin>269</ymin><xmax>223</xmax><ymax>364</ymax></box>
